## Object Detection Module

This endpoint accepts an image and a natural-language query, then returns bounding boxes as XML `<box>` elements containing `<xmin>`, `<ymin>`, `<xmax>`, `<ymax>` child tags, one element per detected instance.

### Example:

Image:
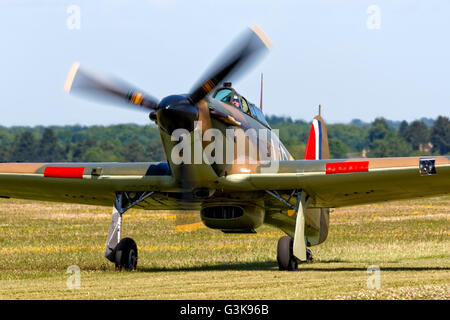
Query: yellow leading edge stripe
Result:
<box><xmin>250</xmin><ymin>24</ymin><xmax>273</xmax><ymax>49</ymax></box>
<box><xmin>64</xmin><ymin>62</ymin><xmax>81</xmax><ymax>92</ymax></box>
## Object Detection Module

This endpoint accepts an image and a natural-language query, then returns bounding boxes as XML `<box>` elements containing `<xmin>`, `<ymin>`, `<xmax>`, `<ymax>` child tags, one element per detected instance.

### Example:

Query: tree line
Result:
<box><xmin>0</xmin><ymin>116</ymin><xmax>448</xmax><ymax>163</ymax></box>
<box><xmin>0</xmin><ymin>124</ymin><xmax>165</xmax><ymax>163</ymax></box>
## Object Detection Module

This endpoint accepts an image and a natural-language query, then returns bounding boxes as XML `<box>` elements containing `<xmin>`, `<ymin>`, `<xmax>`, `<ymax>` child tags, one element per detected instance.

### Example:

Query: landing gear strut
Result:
<box><xmin>104</xmin><ymin>191</ymin><xmax>153</xmax><ymax>271</ymax></box>
<box><xmin>267</xmin><ymin>189</ymin><xmax>312</xmax><ymax>270</ymax></box>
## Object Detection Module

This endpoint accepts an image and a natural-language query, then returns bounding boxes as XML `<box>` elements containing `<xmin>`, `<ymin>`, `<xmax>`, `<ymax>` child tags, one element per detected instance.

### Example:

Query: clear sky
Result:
<box><xmin>0</xmin><ymin>0</ymin><xmax>449</xmax><ymax>126</ymax></box>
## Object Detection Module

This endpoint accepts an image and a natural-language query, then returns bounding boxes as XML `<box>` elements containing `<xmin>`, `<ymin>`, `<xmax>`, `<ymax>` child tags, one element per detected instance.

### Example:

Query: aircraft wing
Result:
<box><xmin>220</xmin><ymin>156</ymin><xmax>450</xmax><ymax>207</ymax></box>
<box><xmin>0</xmin><ymin>162</ymin><xmax>178</xmax><ymax>208</ymax></box>
<box><xmin>2</xmin><ymin>157</ymin><xmax>449</xmax><ymax>209</ymax></box>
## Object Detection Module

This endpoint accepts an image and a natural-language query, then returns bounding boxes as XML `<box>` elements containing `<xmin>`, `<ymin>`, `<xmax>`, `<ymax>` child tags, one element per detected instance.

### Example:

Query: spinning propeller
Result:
<box><xmin>64</xmin><ymin>25</ymin><xmax>272</xmax><ymax>119</ymax></box>
<box><xmin>64</xmin><ymin>62</ymin><xmax>159</xmax><ymax>111</ymax></box>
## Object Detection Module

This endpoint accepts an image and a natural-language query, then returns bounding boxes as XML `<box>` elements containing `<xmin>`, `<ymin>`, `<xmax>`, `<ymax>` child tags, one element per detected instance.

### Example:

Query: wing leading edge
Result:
<box><xmin>0</xmin><ymin>162</ymin><xmax>177</xmax><ymax>207</ymax></box>
<box><xmin>2</xmin><ymin>157</ymin><xmax>449</xmax><ymax>209</ymax></box>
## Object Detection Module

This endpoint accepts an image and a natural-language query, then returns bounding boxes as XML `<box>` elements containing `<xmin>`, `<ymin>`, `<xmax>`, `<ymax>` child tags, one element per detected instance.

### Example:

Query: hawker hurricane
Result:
<box><xmin>0</xmin><ymin>26</ymin><xmax>448</xmax><ymax>271</ymax></box>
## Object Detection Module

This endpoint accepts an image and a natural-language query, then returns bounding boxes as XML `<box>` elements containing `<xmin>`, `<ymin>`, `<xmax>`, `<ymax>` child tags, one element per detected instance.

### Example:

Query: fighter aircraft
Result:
<box><xmin>0</xmin><ymin>26</ymin><xmax>448</xmax><ymax>271</ymax></box>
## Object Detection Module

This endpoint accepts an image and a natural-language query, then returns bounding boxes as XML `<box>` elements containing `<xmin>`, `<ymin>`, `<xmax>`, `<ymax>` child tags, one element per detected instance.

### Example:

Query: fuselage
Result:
<box><xmin>154</xmin><ymin>88</ymin><xmax>293</xmax><ymax>190</ymax></box>
<box><xmin>150</xmin><ymin>88</ymin><xmax>329</xmax><ymax>243</ymax></box>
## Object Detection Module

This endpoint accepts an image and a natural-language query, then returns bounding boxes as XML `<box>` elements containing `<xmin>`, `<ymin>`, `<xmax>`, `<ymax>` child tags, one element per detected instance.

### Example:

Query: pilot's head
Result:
<box><xmin>232</xmin><ymin>95</ymin><xmax>241</xmax><ymax>108</ymax></box>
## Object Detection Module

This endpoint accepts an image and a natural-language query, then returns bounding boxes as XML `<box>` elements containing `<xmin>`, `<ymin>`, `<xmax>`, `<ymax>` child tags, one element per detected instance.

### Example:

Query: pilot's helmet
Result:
<box><xmin>232</xmin><ymin>95</ymin><xmax>241</xmax><ymax>107</ymax></box>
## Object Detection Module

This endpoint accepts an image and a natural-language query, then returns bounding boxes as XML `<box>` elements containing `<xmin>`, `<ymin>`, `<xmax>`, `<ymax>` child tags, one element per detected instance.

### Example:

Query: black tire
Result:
<box><xmin>277</xmin><ymin>236</ymin><xmax>298</xmax><ymax>271</ymax></box>
<box><xmin>114</xmin><ymin>237</ymin><xmax>138</xmax><ymax>271</ymax></box>
<box><xmin>306</xmin><ymin>248</ymin><xmax>313</xmax><ymax>263</ymax></box>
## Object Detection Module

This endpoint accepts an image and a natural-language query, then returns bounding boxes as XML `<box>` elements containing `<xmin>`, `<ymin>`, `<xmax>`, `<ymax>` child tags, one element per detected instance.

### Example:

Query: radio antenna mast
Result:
<box><xmin>260</xmin><ymin>73</ymin><xmax>264</xmax><ymax>110</ymax></box>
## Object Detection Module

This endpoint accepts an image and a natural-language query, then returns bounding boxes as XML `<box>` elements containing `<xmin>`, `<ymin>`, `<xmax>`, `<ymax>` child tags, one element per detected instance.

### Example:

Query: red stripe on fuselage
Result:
<box><xmin>44</xmin><ymin>166</ymin><xmax>85</xmax><ymax>179</ymax></box>
<box><xmin>326</xmin><ymin>161</ymin><xmax>369</xmax><ymax>174</ymax></box>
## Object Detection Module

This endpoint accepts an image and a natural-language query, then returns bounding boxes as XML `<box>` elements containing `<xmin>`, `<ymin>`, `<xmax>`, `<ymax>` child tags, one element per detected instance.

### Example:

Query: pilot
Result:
<box><xmin>232</xmin><ymin>95</ymin><xmax>241</xmax><ymax>108</ymax></box>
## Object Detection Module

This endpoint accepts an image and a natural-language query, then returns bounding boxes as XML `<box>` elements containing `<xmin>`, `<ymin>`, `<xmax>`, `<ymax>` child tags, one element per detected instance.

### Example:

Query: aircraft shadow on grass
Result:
<box><xmin>136</xmin><ymin>261</ymin><xmax>450</xmax><ymax>273</ymax></box>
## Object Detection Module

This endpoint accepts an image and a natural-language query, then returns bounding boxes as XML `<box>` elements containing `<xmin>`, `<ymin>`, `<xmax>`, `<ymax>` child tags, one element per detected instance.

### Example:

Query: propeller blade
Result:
<box><xmin>189</xmin><ymin>25</ymin><xmax>272</xmax><ymax>104</ymax></box>
<box><xmin>64</xmin><ymin>62</ymin><xmax>159</xmax><ymax>111</ymax></box>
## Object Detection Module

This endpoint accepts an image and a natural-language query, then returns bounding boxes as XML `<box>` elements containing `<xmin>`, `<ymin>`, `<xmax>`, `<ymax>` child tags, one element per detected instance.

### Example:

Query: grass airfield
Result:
<box><xmin>0</xmin><ymin>196</ymin><xmax>448</xmax><ymax>300</ymax></box>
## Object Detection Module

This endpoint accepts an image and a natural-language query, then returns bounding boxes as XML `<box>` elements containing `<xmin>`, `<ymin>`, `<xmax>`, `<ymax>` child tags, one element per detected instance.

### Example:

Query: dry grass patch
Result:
<box><xmin>0</xmin><ymin>196</ymin><xmax>448</xmax><ymax>299</ymax></box>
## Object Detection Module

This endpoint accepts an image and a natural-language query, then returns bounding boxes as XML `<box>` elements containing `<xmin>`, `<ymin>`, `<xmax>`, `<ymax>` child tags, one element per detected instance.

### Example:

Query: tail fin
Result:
<box><xmin>304</xmin><ymin>114</ymin><xmax>329</xmax><ymax>160</ymax></box>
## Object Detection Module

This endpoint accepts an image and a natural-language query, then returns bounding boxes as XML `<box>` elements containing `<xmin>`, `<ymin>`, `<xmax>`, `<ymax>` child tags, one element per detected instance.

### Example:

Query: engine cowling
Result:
<box><xmin>200</xmin><ymin>202</ymin><xmax>265</xmax><ymax>233</ymax></box>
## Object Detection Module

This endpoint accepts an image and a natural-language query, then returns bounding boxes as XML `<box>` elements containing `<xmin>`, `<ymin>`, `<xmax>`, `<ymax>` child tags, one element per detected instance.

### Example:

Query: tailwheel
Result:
<box><xmin>114</xmin><ymin>237</ymin><xmax>138</xmax><ymax>271</ymax></box>
<box><xmin>277</xmin><ymin>236</ymin><xmax>298</xmax><ymax>271</ymax></box>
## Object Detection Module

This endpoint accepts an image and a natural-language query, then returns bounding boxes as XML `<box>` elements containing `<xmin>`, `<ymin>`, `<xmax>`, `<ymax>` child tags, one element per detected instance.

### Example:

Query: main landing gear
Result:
<box><xmin>266</xmin><ymin>190</ymin><xmax>313</xmax><ymax>271</ymax></box>
<box><xmin>105</xmin><ymin>191</ymin><xmax>153</xmax><ymax>271</ymax></box>
<box><xmin>276</xmin><ymin>236</ymin><xmax>313</xmax><ymax>271</ymax></box>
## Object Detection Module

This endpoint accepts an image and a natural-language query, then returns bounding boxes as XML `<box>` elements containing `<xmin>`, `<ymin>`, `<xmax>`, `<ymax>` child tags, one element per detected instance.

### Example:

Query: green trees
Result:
<box><xmin>328</xmin><ymin>124</ymin><xmax>367</xmax><ymax>152</ymax></box>
<box><xmin>6</xmin><ymin>129</ymin><xmax>66</xmax><ymax>162</ymax></box>
<box><xmin>121</xmin><ymin>141</ymin><xmax>147</xmax><ymax>162</ymax></box>
<box><xmin>0</xmin><ymin>146</ymin><xmax>9</xmax><ymax>162</ymax></box>
<box><xmin>328</xmin><ymin>138</ymin><xmax>349</xmax><ymax>159</ymax></box>
<box><xmin>366</xmin><ymin>118</ymin><xmax>413</xmax><ymax>157</ymax></box>
<box><xmin>273</xmin><ymin>116</ymin><xmax>447</xmax><ymax>159</ymax></box>
<box><xmin>37</xmin><ymin>129</ymin><xmax>65</xmax><ymax>161</ymax></box>
<box><xmin>400</xmin><ymin>120</ymin><xmax>430</xmax><ymax>151</ymax></box>
<box><xmin>366</xmin><ymin>133</ymin><xmax>413</xmax><ymax>157</ymax></box>
<box><xmin>367</xmin><ymin>118</ymin><xmax>390</xmax><ymax>145</ymax></box>
<box><xmin>10</xmin><ymin>131</ymin><xmax>37</xmax><ymax>162</ymax></box>
<box><xmin>0</xmin><ymin>125</ymin><xmax>166</xmax><ymax>163</ymax></box>
<box><xmin>430</xmin><ymin>116</ymin><xmax>450</xmax><ymax>154</ymax></box>
<box><xmin>0</xmin><ymin>116</ymin><xmax>447</xmax><ymax>163</ymax></box>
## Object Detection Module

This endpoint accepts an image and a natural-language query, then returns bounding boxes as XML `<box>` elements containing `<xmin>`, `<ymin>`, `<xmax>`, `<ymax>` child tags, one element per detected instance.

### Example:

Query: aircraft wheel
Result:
<box><xmin>277</xmin><ymin>236</ymin><xmax>298</xmax><ymax>271</ymax></box>
<box><xmin>114</xmin><ymin>237</ymin><xmax>138</xmax><ymax>271</ymax></box>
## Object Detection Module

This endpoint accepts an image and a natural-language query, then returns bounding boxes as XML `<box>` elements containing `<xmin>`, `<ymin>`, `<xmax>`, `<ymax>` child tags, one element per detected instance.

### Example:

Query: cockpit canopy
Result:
<box><xmin>213</xmin><ymin>83</ymin><xmax>270</xmax><ymax>127</ymax></box>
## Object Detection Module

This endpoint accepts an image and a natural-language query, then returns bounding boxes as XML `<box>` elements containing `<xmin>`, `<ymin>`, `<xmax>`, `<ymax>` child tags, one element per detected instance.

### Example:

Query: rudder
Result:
<box><xmin>304</xmin><ymin>114</ymin><xmax>329</xmax><ymax>160</ymax></box>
